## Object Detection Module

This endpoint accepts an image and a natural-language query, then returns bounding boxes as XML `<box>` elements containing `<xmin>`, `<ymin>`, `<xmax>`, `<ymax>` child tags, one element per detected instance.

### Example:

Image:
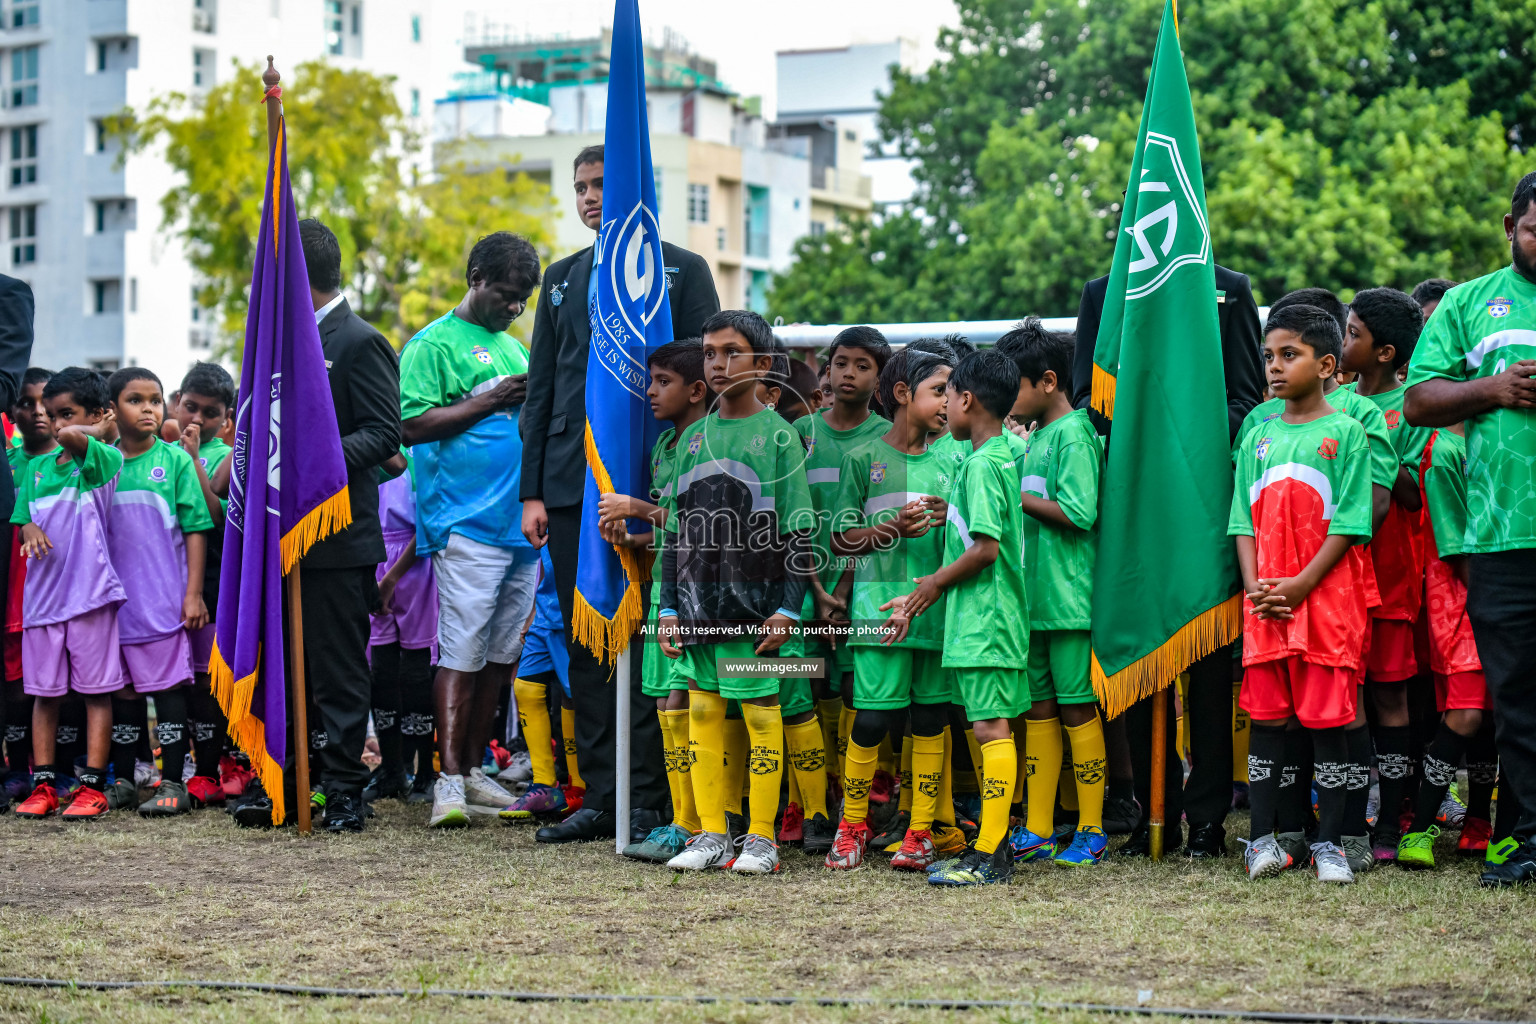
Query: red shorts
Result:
<box><xmin>1241</xmin><ymin>656</ymin><xmax>1358</xmax><ymax>729</ymax></box>
<box><xmin>1435</xmin><ymin>671</ymin><xmax>1492</xmax><ymax>713</ymax></box>
<box><xmin>1365</xmin><ymin>618</ymin><xmax>1418</xmax><ymax>683</ymax></box>
<box><xmin>3</xmin><ymin>629</ymin><xmax>19</xmax><ymax>682</ymax></box>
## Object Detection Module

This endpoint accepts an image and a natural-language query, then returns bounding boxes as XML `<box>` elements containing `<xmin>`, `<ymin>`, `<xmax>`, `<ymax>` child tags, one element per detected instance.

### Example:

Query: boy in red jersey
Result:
<box><xmin>1230</xmin><ymin>305</ymin><xmax>1374</xmax><ymax>884</ymax></box>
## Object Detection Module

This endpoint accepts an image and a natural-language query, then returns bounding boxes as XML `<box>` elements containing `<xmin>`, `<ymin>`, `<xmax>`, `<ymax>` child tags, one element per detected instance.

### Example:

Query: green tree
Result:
<box><xmin>113</xmin><ymin>60</ymin><xmax>553</xmax><ymax>354</ymax></box>
<box><xmin>771</xmin><ymin>0</ymin><xmax>1532</xmax><ymax>323</ymax></box>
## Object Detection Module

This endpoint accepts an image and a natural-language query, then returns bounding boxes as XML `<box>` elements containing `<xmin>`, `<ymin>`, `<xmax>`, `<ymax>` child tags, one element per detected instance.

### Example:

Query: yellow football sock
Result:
<box><xmin>837</xmin><ymin>703</ymin><xmax>854</xmax><ymax>770</ymax></box>
<box><xmin>1233</xmin><ymin>682</ymin><xmax>1250</xmax><ymax>782</ymax></box>
<box><xmin>724</xmin><ymin>715</ymin><xmax>748</xmax><ymax>816</ymax></box>
<box><xmin>976</xmin><ymin>735</ymin><xmax>1018</xmax><ymax>856</ymax></box>
<box><xmin>936</xmin><ymin>725</ymin><xmax>955</xmax><ymax>825</ymax></box>
<box><xmin>787</xmin><ymin>755</ymin><xmax>802</xmax><ymax>806</ymax></box>
<box><xmin>1012</xmin><ymin>724</ymin><xmax>1027</xmax><ymax>805</ymax></box>
<box><xmin>966</xmin><ymin>730</ymin><xmax>986</xmax><ymax>793</ymax></box>
<box><xmin>514</xmin><ymin>678</ymin><xmax>555</xmax><ymax>786</ymax></box>
<box><xmin>1024</xmin><ymin>717</ymin><xmax>1063</xmax><ymax>838</ymax></box>
<box><xmin>688</xmin><ymin>690</ymin><xmax>727</xmax><ymax>834</ymax></box>
<box><xmin>1066</xmin><ymin>717</ymin><xmax>1107</xmax><ymax>831</ymax></box>
<box><xmin>784</xmin><ymin>716</ymin><xmax>829</xmax><ymax>820</ymax></box>
<box><xmin>910</xmin><ymin>732</ymin><xmax>945</xmax><ymax>831</ymax></box>
<box><xmin>1059</xmin><ymin>725</ymin><xmax>1078</xmax><ymax>811</ymax></box>
<box><xmin>898</xmin><ymin>736</ymin><xmax>914</xmax><ymax>813</ymax></box>
<box><xmin>659</xmin><ymin>709</ymin><xmax>696</xmax><ymax>831</ymax></box>
<box><xmin>741</xmin><ymin>702</ymin><xmax>784</xmax><ymax>840</ymax></box>
<box><xmin>817</xmin><ymin>698</ymin><xmax>842</xmax><ymax>777</ymax></box>
<box><xmin>560</xmin><ymin>705</ymin><xmax>584</xmax><ymax>790</ymax></box>
<box><xmin>842</xmin><ymin>738</ymin><xmax>879</xmax><ymax>825</ymax></box>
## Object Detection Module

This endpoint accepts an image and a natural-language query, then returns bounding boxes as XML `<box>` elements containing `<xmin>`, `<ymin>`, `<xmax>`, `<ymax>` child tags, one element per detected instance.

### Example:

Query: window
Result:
<box><xmin>93</xmin><ymin>279</ymin><xmax>122</xmax><ymax>315</ymax></box>
<box><xmin>324</xmin><ymin>1</ymin><xmax>344</xmax><ymax>55</ymax></box>
<box><xmin>10</xmin><ymin>126</ymin><xmax>36</xmax><ymax>187</ymax></box>
<box><xmin>809</xmin><ymin>220</ymin><xmax>827</xmax><ymax>238</ymax></box>
<box><xmin>12</xmin><ymin>0</ymin><xmax>39</xmax><ymax>28</ymax></box>
<box><xmin>9</xmin><ymin>205</ymin><xmax>35</xmax><ymax>264</ymax></box>
<box><xmin>129</xmin><ymin>278</ymin><xmax>137</xmax><ymax>313</ymax></box>
<box><xmin>844</xmin><ymin>129</ymin><xmax>856</xmax><ymax>143</ymax></box>
<box><xmin>716</xmin><ymin>226</ymin><xmax>726</xmax><ymax>251</ymax></box>
<box><xmin>190</xmin><ymin>286</ymin><xmax>200</xmax><ymax>323</ymax></box>
<box><xmin>88</xmin><ymin>358</ymin><xmax>119</xmax><ymax>372</ymax></box>
<box><xmin>409</xmin><ymin>88</ymin><xmax>420</xmax><ymax>117</ymax></box>
<box><xmin>350</xmin><ymin>2</ymin><xmax>360</xmax><ymax>35</ymax></box>
<box><xmin>11</xmin><ymin>46</ymin><xmax>38</xmax><ymax>107</ymax></box>
<box><xmin>652</xmin><ymin>167</ymin><xmax>663</xmax><ymax>214</ymax></box>
<box><xmin>193</xmin><ymin>0</ymin><xmax>215</xmax><ymax>32</ymax></box>
<box><xmin>193</xmin><ymin>49</ymin><xmax>216</xmax><ymax>89</ymax></box>
<box><xmin>94</xmin><ymin>120</ymin><xmax>107</xmax><ymax>153</ymax></box>
<box><xmin>410</xmin><ymin>13</ymin><xmax>420</xmax><ymax>42</ymax></box>
<box><xmin>687</xmin><ymin>183</ymin><xmax>710</xmax><ymax>224</ymax></box>
<box><xmin>97</xmin><ymin>42</ymin><xmax>108</xmax><ymax>72</ymax></box>
<box><xmin>93</xmin><ymin>199</ymin><xmax>133</xmax><ymax>233</ymax></box>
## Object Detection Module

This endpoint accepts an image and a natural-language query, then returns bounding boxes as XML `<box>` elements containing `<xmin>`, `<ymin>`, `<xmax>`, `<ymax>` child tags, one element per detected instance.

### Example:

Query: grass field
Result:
<box><xmin>0</xmin><ymin>801</ymin><xmax>1532</xmax><ymax>1024</ymax></box>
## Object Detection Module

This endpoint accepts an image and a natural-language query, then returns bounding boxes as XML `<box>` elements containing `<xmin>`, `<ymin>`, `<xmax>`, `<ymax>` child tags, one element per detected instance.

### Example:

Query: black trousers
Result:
<box><xmin>1466</xmin><ymin>550</ymin><xmax>1536</xmax><ymax>843</ymax></box>
<box><xmin>288</xmin><ymin>565</ymin><xmax>375</xmax><ymax>799</ymax></box>
<box><xmin>546</xmin><ymin>504</ymin><xmax>668</xmax><ymax>815</ymax></box>
<box><xmin>1126</xmin><ymin>644</ymin><xmax>1236</xmax><ymax>830</ymax></box>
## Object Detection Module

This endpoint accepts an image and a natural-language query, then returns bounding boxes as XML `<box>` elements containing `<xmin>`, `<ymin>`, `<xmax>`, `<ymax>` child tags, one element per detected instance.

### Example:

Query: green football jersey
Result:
<box><xmin>1422</xmin><ymin>429</ymin><xmax>1469</xmax><ymax>560</ymax></box>
<box><xmin>1342</xmin><ymin>382</ymin><xmax>1433</xmax><ymax>472</ymax></box>
<box><xmin>1406</xmin><ymin>266</ymin><xmax>1536</xmax><ymax>553</ymax></box>
<box><xmin>795</xmin><ymin>409</ymin><xmax>889</xmax><ymax>589</ymax></box>
<box><xmin>833</xmin><ymin>437</ymin><xmax>954</xmax><ymax>650</ymax></box>
<box><xmin>646</xmin><ymin>426</ymin><xmax>680</xmax><ymax>611</ymax></box>
<box><xmin>1235</xmin><ymin>391</ymin><xmax>1395</xmax><ymax>489</ymax></box>
<box><xmin>941</xmin><ymin>433</ymin><xmax>1029</xmax><ymax>670</ymax></box>
<box><xmin>1020</xmin><ymin>410</ymin><xmax>1102</xmax><ymax>630</ymax></box>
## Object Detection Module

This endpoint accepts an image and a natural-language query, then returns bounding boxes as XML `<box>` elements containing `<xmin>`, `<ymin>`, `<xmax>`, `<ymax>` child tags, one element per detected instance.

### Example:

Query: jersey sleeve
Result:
<box><xmin>1424</xmin><ymin>437</ymin><xmax>1470</xmax><ymax>557</ymax></box>
<box><xmin>398</xmin><ymin>340</ymin><xmax>451</xmax><ymax>420</ymax></box>
<box><xmin>1357</xmin><ymin>403</ymin><xmax>1397</xmax><ymax>489</ymax></box>
<box><xmin>1053</xmin><ymin>437</ymin><xmax>1101</xmax><ymax>531</ymax></box>
<box><xmin>1226</xmin><ymin>446</ymin><xmax>1255</xmax><ymax>537</ymax></box>
<box><xmin>961</xmin><ymin>457</ymin><xmax>1008</xmax><ymax>543</ymax></box>
<box><xmin>9</xmin><ymin>457</ymin><xmax>32</xmax><ymax>525</ymax></box>
<box><xmin>1405</xmin><ymin>294</ymin><xmax>1467</xmax><ymax>387</ymax></box>
<box><xmin>79</xmin><ymin>436</ymin><xmax>123</xmax><ymax>489</ymax></box>
<box><xmin>1329</xmin><ymin>424</ymin><xmax>1374</xmax><ymax>539</ymax></box>
<box><xmin>173</xmin><ymin>449</ymin><xmax>215</xmax><ymax>534</ymax></box>
<box><xmin>775</xmin><ymin>433</ymin><xmax>816</xmax><ymax>535</ymax></box>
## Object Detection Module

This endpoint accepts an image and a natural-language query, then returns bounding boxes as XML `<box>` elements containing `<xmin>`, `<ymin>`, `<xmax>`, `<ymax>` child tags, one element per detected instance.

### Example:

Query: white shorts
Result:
<box><xmin>432</xmin><ymin>533</ymin><xmax>539</xmax><ymax>673</ymax></box>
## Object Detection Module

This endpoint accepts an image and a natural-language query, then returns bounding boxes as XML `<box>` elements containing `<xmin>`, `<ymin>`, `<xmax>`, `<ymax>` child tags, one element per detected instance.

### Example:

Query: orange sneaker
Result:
<box><xmin>890</xmin><ymin>828</ymin><xmax>939</xmax><ymax>871</ymax></box>
<box><xmin>186</xmin><ymin>774</ymin><xmax>224</xmax><ymax>807</ymax></box>
<box><xmin>561</xmin><ymin>784</ymin><xmax>585</xmax><ymax>815</ymax></box>
<box><xmin>13</xmin><ymin>783</ymin><xmax>59</xmax><ymax>819</ymax></box>
<box><xmin>61</xmin><ymin>786</ymin><xmax>109</xmax><ymax>821</ymax></box>
<box><xmin>824</xmin><ymin>817</ymin><xmax>872</xmax><ymax>870</ymax></box>
<box><xmin>1459</xmin><ymin>817</ymin><xmax>1492</xmax><ymax>856</ymax></box>
<box><xmin>777</xmin><ymin>801</ymin><xmax>805</xmax><ymax>844</ymax></box>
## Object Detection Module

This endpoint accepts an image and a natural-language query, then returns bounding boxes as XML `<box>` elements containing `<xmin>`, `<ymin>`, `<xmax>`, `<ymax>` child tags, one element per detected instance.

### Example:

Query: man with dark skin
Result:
<box><xmin>1404</xmin><ymin>171</ymin><xmax>1536</xmax><ymax>886</ymax></box>
<box><xmin>399</xmin><ymin>232</ymin><xmax>543</xmax><ymax>829</ymax></box>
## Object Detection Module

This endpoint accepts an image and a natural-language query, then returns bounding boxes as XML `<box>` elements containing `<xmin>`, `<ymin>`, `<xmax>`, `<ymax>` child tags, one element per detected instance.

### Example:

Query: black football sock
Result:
<box><xmin>1344</xmin><ymin>726</ymin><xmax>1372</xmax><ymax>836</ymax></box>
<box><xmin>1246</xmin><ymin>723</ymin><xmax>1286</xmax><ymax>839</ymax></box>
<box><xmin>4</xmin><ymin>693</ymin><xmax>31</xmax><ymax>772</ymax></box>
<box><xmin>187</xmin><ymin>681</ymin><xmax>227</xmax><ymax>779</ymax></box>
<box><xmin>1466</xmin><ymin>722</ymin><xmax>1497</xmax><ymax>824</ymax></box>
<box><xmin>1311</xmin><ymin>726</ymin><xmax>1349</xmax><ymax>846</ymax></box>
<box><xmin>152</xmin><ymin>689</ymin><xmax>192</xmax><ymax>787</ymax></box>
<box><xmin>1276</xmin><ymin>728</ymin><xmax>1311</xmax><ymax>834</ymax></box>
<box><xmin>370</xmin><ymin>642</ymin><xmax>404</xmax><ymax>776</ymax></box>
<box><xmin>1410</xmin><ymin>722</ymin><xmax>1470</xmax><ymax>834</ymax></box>
<box><xmin>109</xmin><ymin>696</ymin><xmax>144</xmax><ymax>784</ymax></box>
<box><xmin>77</xmin><ymin>765</ymin><xmax>105</xmax><ymax>792</ymax></box>
<box><xmin>1374</xmin><ymin>724</ymin><xmax>1414</xmax><ymax>835</ymax></box>
<box><xmin>31</xmin><ymin>763</ymin><xmax>56</xmax><ymax>789</ymax></box>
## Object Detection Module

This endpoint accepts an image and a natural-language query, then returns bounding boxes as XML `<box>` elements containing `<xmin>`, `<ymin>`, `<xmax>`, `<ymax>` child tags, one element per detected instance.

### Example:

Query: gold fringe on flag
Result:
<box><xmin>1091</xmin><ymin>592</ymin><xmax>1241</xmax><ymax>720</ymax></box>
<box><xmin>207</xmin><ymin>642</ymin><xmax>286</xmax><ymax>826</ymax></box>
<box><xmin>1091</xmin><ymin>364</ymin><xmax>1118</xmax><ymax>421</ymax></box>
<box><xmin>279</xmin><ymin>488</ymin><xmax>352</xmax><ymax>573</ymax></box>
<box><xmin>572</xmin><ymin>421</ymin><xmax>651</xmax><ymax>663</ymax></box>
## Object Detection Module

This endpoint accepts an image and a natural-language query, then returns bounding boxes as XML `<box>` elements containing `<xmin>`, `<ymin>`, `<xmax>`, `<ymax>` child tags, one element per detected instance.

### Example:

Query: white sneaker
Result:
<box><xmin>465</xmin><ymin>767</ymin><xmax>516</xmax><ymax>814</ymax></box>
<box><xmin>731</xmin><ymin>834</ymin><xmax>782</xmax><ymax>875</ymax></box>
<box><xmin>428</xmin><ymin>773</ymin><xmax>470</xmax><ymax>829</ymax></box>
<box><xmin>1311</xmin><ymin>841</ymin><xmax>1355</xmax><ymax>884</ymax></box>
<box><xmin>1242</xmin><ymin>834</ymin><xmax>1289</xmax><ymax>880</ymax></box>
<box><xmin>504</xmin><ymin>749</ymin><xmax>533</xmax><ymax>784</ymax></box>
<box><xmin>666</xmin><ymin>831</ymin><xmax>734</xmax><ymax>871</ymax></box>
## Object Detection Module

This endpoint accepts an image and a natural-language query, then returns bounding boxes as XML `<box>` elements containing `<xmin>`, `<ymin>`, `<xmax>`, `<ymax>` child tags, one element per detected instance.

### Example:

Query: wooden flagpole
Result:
<box><xmin>1149</xmin><ymin>686</ymin><xmax>1167</xmax><ymax>860</ymax></box>
<box><xmin>263</xmin><ymin>56</ymin><xmax>313</xmax><ymax>835</ymax></box>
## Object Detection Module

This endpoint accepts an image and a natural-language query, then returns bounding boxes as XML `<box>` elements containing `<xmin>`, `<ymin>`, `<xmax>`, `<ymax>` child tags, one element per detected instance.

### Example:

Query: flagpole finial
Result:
<box><xmin>263</xmin><ymin>55</ymin><xmax>279</xmax><ymax>90</ymax></box>
<box><xmin>262</xmin><ymin>57</ymin><xmax>283</xmax><ymax>148</ymax></box>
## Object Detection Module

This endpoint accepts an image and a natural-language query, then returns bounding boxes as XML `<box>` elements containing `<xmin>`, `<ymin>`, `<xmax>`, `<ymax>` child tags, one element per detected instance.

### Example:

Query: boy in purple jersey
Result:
<box><xmin>10</xmin><ymin>368</ymin><xmax>126</xmax><ymax>821</ymax></box>
<box><xmin>101</xmin><ymin>369</ymin><xmax>213</xmax><ymax>816</ymax></box>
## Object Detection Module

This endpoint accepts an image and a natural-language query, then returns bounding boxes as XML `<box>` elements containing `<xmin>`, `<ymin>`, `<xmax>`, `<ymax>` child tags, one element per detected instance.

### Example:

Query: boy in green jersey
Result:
<box><xmin>795</xmin><ymin>327</ymin><xmax>890</xmax><ymax>790</ymax></box>
<box><xmin>995</xmin><ymin>325</ymin><xmax>1109</xmax><ymax>867</ymax></box>
<box><xmin>886</xmin><ymin>350</ymin><xmax>1032</xmax><ymax>886</ymax></box>
<box><xmin>658</xmin><ymin>311</ymin><xmax>817</xmax><ymax>875</ymax></box>
<box><xmin>598</xmin><ymin>339</ymin><xmax>714</xmax><ymax>863</ymax></box>
<box><xmin>826</xmin><ymin>345</ymin><xmax>956</xmax><ymax>871</ymax></box>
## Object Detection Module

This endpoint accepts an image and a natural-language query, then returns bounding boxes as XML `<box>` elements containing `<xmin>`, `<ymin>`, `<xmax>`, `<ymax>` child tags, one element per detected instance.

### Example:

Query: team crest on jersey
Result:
<box><xmin>1488</xmin><ymin>297</ymin><xmax>1512</xmax><ymax>318</ymax></box>
<box><xmin>937</xmin><ymin>471</ymin><xmax>950</xmax><ymax>491</ymax></box>
<box><xmin>1255</xmin><ymin>437</ymin><xmax>1271</xmax><ymax>460</ymax></box>
<box><xmin>198</xmin><ymin>457</ymin><xmax>209</xmax><ymax>468</ymax></box>
<box><xmin>1318</xmin><ymin>437</ymin><xmax>1339</xmax><ymax>460</ymax></box>
<box><xmin>687</xmin><ymin>432</ymin><xmax>703</xmax><ymax>454</ymax></box>
<box><xmin>870</xmin><ymin>461</ymin><xmax>887</xmax><ymax>484</ymax></box>
<box><xmin>1384</xmin><ymin>409</ymin><xmax>1400</xmax><ymax>428</ymax></box>
<box><xmin>470</xmin><ymin>345</ymin><xmax>493</xmax><ymax>366</ymax></box>
<box><xmin>804</xmin><ymin>436</ymin><xmax>815</xmax><ymax>457</ymax></box>
<box><xmin>748</xmin><ymin>433</ymin><xmax>766</xmax><ymax>453</ymax></box>
<box><xmin>149</xmin><ymin>466</ymin><xmax>167</xmax><ymax>482</ymax></box>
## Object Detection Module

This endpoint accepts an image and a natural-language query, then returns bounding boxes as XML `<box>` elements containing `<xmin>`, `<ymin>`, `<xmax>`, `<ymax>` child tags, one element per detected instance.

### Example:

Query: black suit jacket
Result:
<box><xmin>521</xmin><ymin>240</ymin><xmax>719</xmax><ymax>508</ymax></box>
<box><xmin>1072</xmin><ymin>264</ymin><xmax>1264</xmax><ymax>441</ymax></box>
<box><xmin>0</xmin><ymin>275</ymin><xmax>31</xmax><ymax>522</ymax></box>
<box><xmin>302</xmin><ymin>297</ymin><xmax>402</xmax><ymax>569</ymax></box>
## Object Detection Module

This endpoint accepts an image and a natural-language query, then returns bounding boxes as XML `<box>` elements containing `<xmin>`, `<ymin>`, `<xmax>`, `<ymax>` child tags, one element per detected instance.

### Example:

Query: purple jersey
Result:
<box><xmin>106</xmin><ymin>440</ymin><xmax>215</xmax><ymax>643</ymax></box>
<box><xmin>371</xmin><ymin>466</ymin><xmax>437</xmax><ymax>651</ymax></box>
<box><xmin>10</xmin><ymin>437</ymin><xmax>126</xmax><ymax>627</ymax></box>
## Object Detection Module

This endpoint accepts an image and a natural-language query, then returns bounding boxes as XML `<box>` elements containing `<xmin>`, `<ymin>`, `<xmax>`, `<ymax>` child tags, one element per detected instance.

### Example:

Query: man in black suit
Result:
<box><xmin>0</xmin><ymin>273</ymin><xmax>31</xmax><ymax>814</ymax></box>
<box><xmin>1072</xmin><ymin>264</ymin><xmax>1264</xmax><ymax>858</ymax></box>
<box><xmin>236</xmin><ymin>219</ymin><xmax>400</xmax><ymax>832</ymax></box>
<box><xmin>521</xmin><ymin>144</ymin><xmax>720</xmax><ymax>844</ymax></box>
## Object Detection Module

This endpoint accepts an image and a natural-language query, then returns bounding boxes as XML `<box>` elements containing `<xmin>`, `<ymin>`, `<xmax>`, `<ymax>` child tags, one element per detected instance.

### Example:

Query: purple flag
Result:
<box><xmin>209</xmin><ymin>115</ymin><xmax>351</xmax><ymax>825</ymax></box>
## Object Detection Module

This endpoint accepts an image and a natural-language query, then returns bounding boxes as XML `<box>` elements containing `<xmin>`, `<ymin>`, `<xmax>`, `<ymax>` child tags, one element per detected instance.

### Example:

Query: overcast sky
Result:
<box><xmin>473</xmin><ymin>0</ymin><xmax>960</xmax><ymax>116</ymax></box>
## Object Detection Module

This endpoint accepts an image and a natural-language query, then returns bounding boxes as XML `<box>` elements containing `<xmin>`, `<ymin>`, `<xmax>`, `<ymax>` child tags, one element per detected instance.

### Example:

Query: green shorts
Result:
<box><xmin>950</xmin><ymin>666</ymin><xmax>1032</xmax><ymax>722</ymax></box>
<box><xmin>804</xmin><ymin>636</ymin><xmax>852</xmax><ymax>695</ymax></box>
<box><xmin>1026</xmin><ymin>629</ymin><xmax>1096</xmax><ymax>705</ymax></box>
<box><xmin>641</xmin><ymin>624</ymin><xmax>688</xmax><ymax>698</ymax></box>
<box><xmin>776</xmin><ymin>629</ymin><xmax>814</xmax><ymax>717</ymax></box>
<box><xmin>679</xmin><ymin>641</ymin><xmax>781</xmax><ymax>701</ymax></box>
<box><xmin>851</xmin><ymin>645</ymin><xmax>949</xmax><ymax>710</ymax></box>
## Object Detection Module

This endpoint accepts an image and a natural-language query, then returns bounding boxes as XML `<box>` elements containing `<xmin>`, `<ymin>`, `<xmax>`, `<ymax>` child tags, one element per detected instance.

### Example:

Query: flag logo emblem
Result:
<box><xmin>687</xmin><ymin>432</ymin><xmax>703</xmax><ymax>454</ymax></box>
<box><xmin>1255</xmin><ymin>437</ymin><xmax>1271</xmax><ymax>460</ymax></box>
<box><xmin>149</xmin><ymin>466</ymin><xmax>167</xmax><ymax>482</ymax></box>
<box><xmin>804</xmin><ymin>436</ymin><xmax>815</xmax><ymax>456</ymax></box>
<box><xmin>1488</xmin><ymin>297</ymin><xmax>1512</xmax><ymax>318</ymax></box>
<box><xmin>870</xmin><ymin>461</ymin><xmax>887</xmax><ymax>484</ymax></box>
<box><xmin>1384</xmin><ymin>409</ymin><xmax>1400</xmax><ymax>428</ymax></box>
<box><xmin>1318</xmin><ymin>438</ymin><xmax>1339</xmax><ymax>460</ymax></box>
<box><xmin>470</xmin><ymin>345</ymin><xmax>492</xmax><ymax>366</ymax></box>
<box><xmin>1123</xmin><ymin>132</ymin><xmax>1211</xmax><ymax>300</ymax></box>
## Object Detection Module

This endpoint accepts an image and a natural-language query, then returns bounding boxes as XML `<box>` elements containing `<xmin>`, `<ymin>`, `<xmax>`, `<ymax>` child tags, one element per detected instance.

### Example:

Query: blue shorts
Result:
<box><xmin>520</xmin><ymin>624</ymin><xmax>571</xmax><ymax>698</ymax></box>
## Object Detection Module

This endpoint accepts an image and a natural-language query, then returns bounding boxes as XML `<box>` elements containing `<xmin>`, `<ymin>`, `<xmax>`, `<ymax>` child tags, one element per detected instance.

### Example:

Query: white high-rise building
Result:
<box><xmin>3</xmin><ymin>0</ymin><xmax>474</xmax><ymax>374</ymax></box>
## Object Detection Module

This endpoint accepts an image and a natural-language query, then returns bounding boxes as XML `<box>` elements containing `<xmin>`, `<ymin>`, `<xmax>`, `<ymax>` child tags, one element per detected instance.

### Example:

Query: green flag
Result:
<box><xmin>1089</xmin><ymin>0</ymin><xmax>1240</xmax><ymax>717</ymax></box>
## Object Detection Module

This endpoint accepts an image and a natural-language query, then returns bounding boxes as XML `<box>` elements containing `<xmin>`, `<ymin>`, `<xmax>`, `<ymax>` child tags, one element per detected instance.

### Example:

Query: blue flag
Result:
<box><xmin>572</xmin><ymin>0</ymin><xmax>675</xmax><ymax>662</ymax></box>
<box><xmin>210</xmin><ymin>111</ymin><xmax>352</xmax><ymax>825</ymax></box>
